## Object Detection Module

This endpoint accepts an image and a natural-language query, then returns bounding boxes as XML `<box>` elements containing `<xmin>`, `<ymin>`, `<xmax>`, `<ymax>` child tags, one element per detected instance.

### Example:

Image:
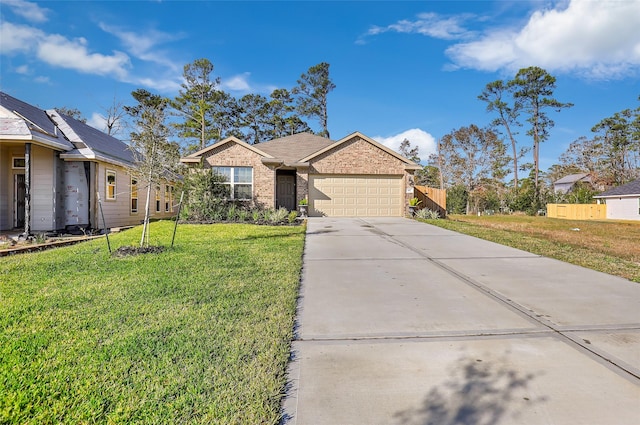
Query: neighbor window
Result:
<box><xmin>130</xmin><ymin>177</ymin><xmax>138</xmax><ymax>213</ymax></box>
<box><xmin>106</xmin><ymin>170</ymin><xmax>116</xmax><ymax>200</ymax></box>
<box><xmin>212</xmin><ymin>166</ymin><xmax>253</xmax><ymax>200</ymax></box>
<box><xmin>165</xmin><ymin>185</ymin><xmax>173</xmax><ymax>212</ymax></box>
<box><xmin>155</xmin><ymin>186</ymin><xmax>161</xmax><ymax>213</ymax></box>
<box><xmin>12</xmin><ymin>157</ymin><xmax>25</xmax><ymax>169</ymax></box>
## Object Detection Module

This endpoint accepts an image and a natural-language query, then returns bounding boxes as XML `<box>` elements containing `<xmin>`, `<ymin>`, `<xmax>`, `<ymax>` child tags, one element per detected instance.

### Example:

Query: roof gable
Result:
<box><xmin>595</xmin><ymin>179</ymin><xmax>640</xmax><ymax>198</ymax></box>
<box><xmin>47</xmin><ymin>110</ymin><xmax>136</xmax><ymax>165</ymax></box>
<box><xmin>183</xmin><ymin>136</ymin><xmax>273</xmax><ymax>162</ymax></box>
<box><xmin>300</xmin><ymin>131</ymin><xmax>420</xmax><ymax>169</ymax></box>
<box><xmin>0</xmin><ymin>91</ymin><xmax>74</xmax><ymax>151</ymax></box>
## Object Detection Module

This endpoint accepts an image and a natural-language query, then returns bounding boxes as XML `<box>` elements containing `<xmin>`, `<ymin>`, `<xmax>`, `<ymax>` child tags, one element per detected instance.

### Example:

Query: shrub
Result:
<box><xmin>270</xmin><ymin>207</ymin><xmax>289</xmax><ymax>224</ymax></box>
<box><xmin>415</xmin><ymin>208</ymin><xmax>440</xmax><ymax>220</ymax></box>
<box><xmin>227</xmin><ymin>203</ymin><xmax>238</xmax><ymax>222</ymax></box>
<box><xmin>237</xmin><ymin>209</ymin><xmax>249</xmax><ymax>222</ymax></box>
<box><xmin>287</xmin><ymin>211</ymin><xmax>298</xmax><ymax>223</ymax></box>
<box><xmin>181</xmin><ymin>169</ymin><xmax>230</xmax><ymax>221</ymax></box>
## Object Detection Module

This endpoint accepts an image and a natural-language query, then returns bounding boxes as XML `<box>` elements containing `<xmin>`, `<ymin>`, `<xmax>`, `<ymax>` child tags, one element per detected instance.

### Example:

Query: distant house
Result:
<box><xmin>0</xmin><ymin>91</ymin><xmax>176</xmax><ymax>234</ymax></box>
<box><xmin>181</xmin><ymin>132</ymin><xmax>421</xmax><ymax>217</ymax></box>
<box><xmin>553</xmin><ymin>173</ymin><xmax>592</xmax><ymax>194</ymax></box>
<box><xmin>593</xmin><ymin>179</ymin><xmax>640</xmax><ymax>221</ymax></box>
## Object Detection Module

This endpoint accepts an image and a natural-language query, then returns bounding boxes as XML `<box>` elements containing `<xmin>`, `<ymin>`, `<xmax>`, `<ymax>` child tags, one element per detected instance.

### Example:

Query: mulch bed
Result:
<box><xmin>112</xmin><ymin>245</ymin><xmax>165</xmax><ymax>257</ymax></box>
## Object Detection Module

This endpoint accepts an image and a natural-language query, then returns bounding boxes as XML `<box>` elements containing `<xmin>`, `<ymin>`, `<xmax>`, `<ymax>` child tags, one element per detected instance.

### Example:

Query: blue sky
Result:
<box><xmin>1</xmin><ymin>0</ymin><xmax>639</xmax><ymax>172</ymax></box>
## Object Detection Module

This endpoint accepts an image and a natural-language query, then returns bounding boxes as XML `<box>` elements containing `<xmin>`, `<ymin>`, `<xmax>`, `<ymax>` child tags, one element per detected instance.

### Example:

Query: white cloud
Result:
<box><xmin>446</xmin><ymin>0</ymin><xmax>640</xmax><ymax>79</ymax></box>
<box><xmin>1</xmin><ymin>20</ymin><xmax>183</xmax><ymax>93</ymax></box>
<box><xmin>222</xmin><ymin>73</ymin><xmax>252</xmax><ymax>92</ymax></box>
<box><xmin>15</xmin><ymin>64</ymin><xmax>30</xmax><ymax>74</ymax></box>
<box><xmin>0</xmin><ymin>22</ymin><xmax>42</xmax><ymax>54</ymax></box>
<box><xmin>98</xmin><ymin>23</ymin><xmax>182</xmax><ymax>72</ymax></box>
<box><xmin>3</xmin><ymin>0</ymin><xmax>50</xmax><ymax>23</ymax></box>
<box><xmin>0</xmin><ymin>21</ymin><xmax>131</xmax><ymax>78</ymax></box>
<box><xmin>374</xmin><ymin>128</ymin><xmax>436</xmax><ymax>163</ymax></box>
<box><xmin>34</xmin><ymin>76</ymin><xmax>50</xmax><ymax>84</ymax></box>
<box><xmin>88</xmin><ymin>112</ymin><xmax>107</xmax><ymax>131</ymax></box>
<box><xmin>36</xmin><ymin>34</ymin><xmax>130</xmax><ymax>78</ymax></box>
<box><xmin>358</xmin><ymin>12</ymin><xmax>474</xmax><ymax>44</ymax></box>
<box><xmin>135</xmin><ymin>77</ymin><xmax>182</xmax><ymax>92</ymax></box>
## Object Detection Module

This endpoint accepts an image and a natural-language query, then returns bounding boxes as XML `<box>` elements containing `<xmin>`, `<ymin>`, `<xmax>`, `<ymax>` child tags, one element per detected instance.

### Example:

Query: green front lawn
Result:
<box><xmin>0</xmin><ymin>221</ymin><xmax>305</xmax><ymax>424</ymax></box>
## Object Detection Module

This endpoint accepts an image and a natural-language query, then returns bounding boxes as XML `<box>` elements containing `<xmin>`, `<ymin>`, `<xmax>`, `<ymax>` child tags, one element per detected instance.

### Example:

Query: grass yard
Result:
<box><xmin>0</xmin><ymin>221</ymin><xmax>305</xmax><ymax>424</ymax></box>
<box><xmin>420</xmin><ymin>215</ymin><xmax>640</xmax><ymax>283</ymax></box>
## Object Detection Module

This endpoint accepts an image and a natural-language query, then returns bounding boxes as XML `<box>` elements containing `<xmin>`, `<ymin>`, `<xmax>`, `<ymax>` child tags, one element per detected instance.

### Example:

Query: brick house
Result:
<box><xmin>180</xmin><ymin>132</ymin><xmax>421</xmax><ymax>217</ymax></box>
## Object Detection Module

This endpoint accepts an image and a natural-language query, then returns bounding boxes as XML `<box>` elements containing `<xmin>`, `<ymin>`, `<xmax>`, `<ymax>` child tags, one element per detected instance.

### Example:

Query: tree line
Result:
<box><xmin>406</xmin><ymin>66</ymin><xmax>639</xmax><ymax>215</ymax></box>
<box><xmin>62</xmin><ymin>60</ymin><xmax>639</xmax><ymax>218</ymax></box>
<box><xmin>171</xmin><ymin>59</ymin><xmax>334</xmax><ymax>152</ymax></box>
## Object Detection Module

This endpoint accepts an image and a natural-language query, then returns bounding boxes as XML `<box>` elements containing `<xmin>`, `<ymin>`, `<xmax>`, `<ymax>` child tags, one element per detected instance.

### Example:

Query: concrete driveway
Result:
<box><xmin>281</xmin><ymin>217</ymin><xmax>640</xmax><ymax>425</ymax></box>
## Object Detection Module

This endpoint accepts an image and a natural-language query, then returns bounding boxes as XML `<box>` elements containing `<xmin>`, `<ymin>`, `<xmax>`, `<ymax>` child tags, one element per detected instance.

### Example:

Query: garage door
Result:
<box><xmin>309</xmin><ymin>175</ymin><xmax>404</xmax><ymax>217</ymax></box>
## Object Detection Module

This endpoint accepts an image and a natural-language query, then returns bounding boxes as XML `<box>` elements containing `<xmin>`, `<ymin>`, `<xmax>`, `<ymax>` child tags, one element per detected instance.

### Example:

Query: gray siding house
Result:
<box><xmin>0</xmin><ymin>92</ymin><xmax>175</xmax><ymax>234</ymax></box>
<box><xmin>594</xmin><ymin>179</ymin><xmax>640</xmax><ymax>221</ymax></box>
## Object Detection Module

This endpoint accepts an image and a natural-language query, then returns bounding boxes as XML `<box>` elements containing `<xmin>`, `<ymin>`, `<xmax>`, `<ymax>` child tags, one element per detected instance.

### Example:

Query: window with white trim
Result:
<box><xmin>212</xmin><ymin>166</ymin><xmax>253</xmax><ymax>200</ymax></box>
<box><xmin>106</xmin><ymin>170</ymin><xmax>116</xmax><ymax>200</ymax></box>
<box><xmin>12</xmin><ymin>157</ymin><xmax>25</xmax><ymax>169</ymax></box>
<box><xmin>155</xmin><ymin>186</ymin><xmax>161</xmax><ymax>213</ymax></box>
<box><xmin>131</xmin><ymin>177</ymin><xmax>138</xmax><ymax>213</ymax></box>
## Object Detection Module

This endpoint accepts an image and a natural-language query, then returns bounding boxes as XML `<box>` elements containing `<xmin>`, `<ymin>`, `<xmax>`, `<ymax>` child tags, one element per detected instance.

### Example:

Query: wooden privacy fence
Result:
<box><xmin>414</xmin><ymin>186</ymin><xmax>447</xmax><ymax>217</ymax></box>
<box><xmin>547</xmin><ymin>203</ymin><xmax>606</xmax><ymax>220</ymax></box>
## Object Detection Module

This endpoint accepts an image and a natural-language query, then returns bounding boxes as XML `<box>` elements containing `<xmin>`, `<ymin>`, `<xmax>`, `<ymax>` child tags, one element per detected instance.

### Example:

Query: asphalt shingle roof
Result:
<box><xmin>554</xmin><ymin>173</ymin><xmax>590</xmax><ymax>184</ymax></box>
<box><xmin>257</xmin><ymin>132</ymin><xmax>336</xmax><ymax>163</ymax></box>
<box><xmin>52</xmin><ymin>112</ymin><xmax>136</xmax><ymax>164</ymax></box>
<box><xmin>0</xmin><ymin>91</ymin><xmax>74</xmax><ymax>150</ymax></box>
<box><xmin>596</xmin><ymin>179</ymin><xmax>640</xmax><ymax>197</ymax></box>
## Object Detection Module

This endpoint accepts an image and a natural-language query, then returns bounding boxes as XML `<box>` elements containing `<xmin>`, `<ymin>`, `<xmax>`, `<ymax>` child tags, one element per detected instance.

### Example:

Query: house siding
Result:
<box><xmin>0</xmin><ymin>145</ymin><xmax>10</xmax><ymax>230</ymax></box>
<box><xmin>606</xmin><ymin>197</ymin><xmax>640</xmax><ymax>221</ymax></box>
<box><xmin>201</xmin><ymin>143</ymin><xmax>274</xmax><ymax>208</ymax></box>
<box><xmin>96</xmin><ymin>163</ymin><xmax>143</xmax><ymax>228</ymax></box>
<box><xmin>31</xmin><ymin>145</ymin><xmax>56</xmax><ymax>232</ymax></box>
<box><xmin>95</xmin><ymin>163</ymin><xmax>176</xmax><ymax>229</ymax></box>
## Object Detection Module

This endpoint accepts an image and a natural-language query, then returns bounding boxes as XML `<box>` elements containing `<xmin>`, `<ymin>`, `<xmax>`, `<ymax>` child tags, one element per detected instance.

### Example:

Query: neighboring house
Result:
<box><xmin>0</xmin><ymin>91</ymin><xmax>175</xmax><ymax>234</ymax></box>
<box><xmin>593</xmin><ymin>179</ymin><xmax>640</xmax><ymax>221</ymax></box>
<box><xmin>553</xmin><ymin>173</ymin><xmax>592</xmax><ymax>194</ymax></box>
<box><xmin>180</xmin><ymin>132</ymin><xmax>421</xmax><ymax>217</ymax></box>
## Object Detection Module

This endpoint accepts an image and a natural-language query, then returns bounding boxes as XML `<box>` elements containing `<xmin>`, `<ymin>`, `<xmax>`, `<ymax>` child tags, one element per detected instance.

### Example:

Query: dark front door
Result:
<box><xmin>276</xmin><ymin>174</ymin><xmax>296</xmax><ymax>211</ymax></box>
<box><xmin>15</xmin><ymin>174</ymin><xmax>25</xmax><ymax>228</ymax></box>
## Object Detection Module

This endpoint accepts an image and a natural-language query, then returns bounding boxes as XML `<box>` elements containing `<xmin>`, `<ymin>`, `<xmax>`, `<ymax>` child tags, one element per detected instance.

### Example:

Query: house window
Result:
<box><xmin>165</xmin><ymin>185</ymin><xmax>173</xmax><ymax>212</ymax></box>
<box><xmin>131</xmin><ymin>177</ymin><xmax>138</xmax><ymax>213</ymax></box>
<box><xmin>212</xmin><ymin>166</ymin><xmax>253</xmax><ymax>200</ymax></box>
<box><xmin>12</xmin><ymin>157</ymin><xmax>25</xmax><ymax>169</ymax></box>
<box><xmin>155</xmin><ymin>186</ymin><xmax>161</xmax><ymax>213</ymax></box>
<box><xmin>106</xmin><ymin>170</ymin><xmax>116</xmax><ymax>200</ymax></box>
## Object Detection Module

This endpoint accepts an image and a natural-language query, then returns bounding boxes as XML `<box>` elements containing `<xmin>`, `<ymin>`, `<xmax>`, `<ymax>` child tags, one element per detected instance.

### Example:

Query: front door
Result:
<box><xmin>14</xmin><ymin>174</ymin><xmax>25</xmax><ymax>228</ymax></box>
<box><xmin>276</xmin><ymin>174</ymin><xmax>296</xmax><ymax>211</ymax></box>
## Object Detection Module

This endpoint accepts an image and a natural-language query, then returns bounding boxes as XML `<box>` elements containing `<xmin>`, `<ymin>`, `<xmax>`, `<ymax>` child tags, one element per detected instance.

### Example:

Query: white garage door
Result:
<box><xmin>309</xmin><ymin>175</ymin><xmax>404</xmax><ymax>217</ymax></box>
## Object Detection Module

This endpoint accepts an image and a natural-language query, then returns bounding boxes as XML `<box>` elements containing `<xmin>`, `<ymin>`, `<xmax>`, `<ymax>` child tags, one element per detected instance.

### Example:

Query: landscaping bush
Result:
<box><xmin>415</xmin><ymin>208</ymin><xmax>441</xmax><ymax>220</ymax></box>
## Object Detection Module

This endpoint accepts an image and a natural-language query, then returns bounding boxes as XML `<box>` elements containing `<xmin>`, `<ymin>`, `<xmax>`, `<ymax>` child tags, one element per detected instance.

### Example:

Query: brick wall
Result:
<box><xmin>309</xmin><ymin>135</ymin><xmax>416</xmax><ymax>213</ymax></box>
<box><xmin>296</xmin><ymin>168</ymin><xmax>309</xmax><ymax>203</ymax></box>
<box><xmin>201</xmin><ymin>143</ymin><xmax>274</xmax><ymax>208</ymax></box>
<box><xmin>309</xmin><ymin>136</ymin><xmax>407</xmax><ymax>175</ymax></box>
